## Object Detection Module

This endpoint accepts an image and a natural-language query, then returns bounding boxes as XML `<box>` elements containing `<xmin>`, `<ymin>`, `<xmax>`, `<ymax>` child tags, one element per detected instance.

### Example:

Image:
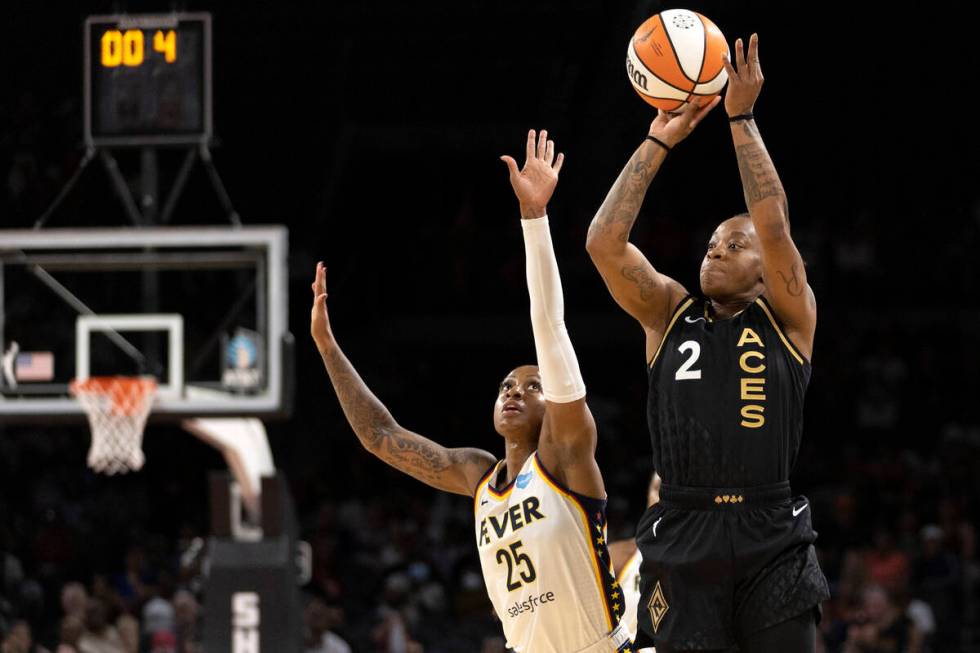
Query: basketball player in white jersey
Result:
<box><xmin>312</xmin><ymin>130</ymin><xmax>632</xmax><ymax>652</ymax></box>
<box><xmin>609</xmin><ymin>473</ymin><xmax>660</xmax><ymax>648</ymax></box>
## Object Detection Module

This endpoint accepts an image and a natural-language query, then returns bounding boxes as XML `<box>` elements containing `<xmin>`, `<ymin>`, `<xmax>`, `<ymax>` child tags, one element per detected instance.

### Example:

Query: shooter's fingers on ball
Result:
<box><xmin>721</xmin><ymin>52</ymin><xmax>737</xmax><ymax>79</ymax></box>
<box><xmin>690</xmin><ymin>97</ymin><xmax>721</xmax><ymax>128</ymax></box>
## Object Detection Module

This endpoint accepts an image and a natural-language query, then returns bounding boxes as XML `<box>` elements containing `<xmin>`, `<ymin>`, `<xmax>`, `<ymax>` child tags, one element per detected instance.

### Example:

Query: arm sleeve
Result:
<box><xmin>521</xmin><ymin>216</ymin><xmax>586</xmax><ymax>403</ymax></box>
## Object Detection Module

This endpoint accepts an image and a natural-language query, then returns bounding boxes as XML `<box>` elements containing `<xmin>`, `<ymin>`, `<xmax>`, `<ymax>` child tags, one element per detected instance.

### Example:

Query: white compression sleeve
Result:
<box><xmin>521</xmin><ymin>216</ymin><xmax>586</xmax><ymax>403</ymax></box>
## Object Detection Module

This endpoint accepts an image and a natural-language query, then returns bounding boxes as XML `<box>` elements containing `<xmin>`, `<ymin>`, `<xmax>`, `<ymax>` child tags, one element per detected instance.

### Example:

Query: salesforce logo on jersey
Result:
<box><xmin>508</xmin><ymin>590</ymin><xmax>557</xmax><ymax>618</ymax></box>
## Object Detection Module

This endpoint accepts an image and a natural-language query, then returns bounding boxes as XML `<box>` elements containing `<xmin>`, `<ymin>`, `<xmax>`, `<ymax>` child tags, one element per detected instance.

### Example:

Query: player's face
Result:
<box><xmin>493</xmin><ymin>365</ymin><xmax>546</xmax><ymax>439</ymax></box>
<box><xmin>699</xmin><ymin>216</ymin><xmax>764</xmax><ymax>300</ymax></box>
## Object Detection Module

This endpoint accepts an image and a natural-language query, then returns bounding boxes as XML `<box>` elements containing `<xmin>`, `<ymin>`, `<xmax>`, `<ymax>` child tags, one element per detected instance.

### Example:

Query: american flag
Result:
<box><xmin>15</xmin><ymin>352</ymin><xmax>54</xmax><ymax>382</ymax></box>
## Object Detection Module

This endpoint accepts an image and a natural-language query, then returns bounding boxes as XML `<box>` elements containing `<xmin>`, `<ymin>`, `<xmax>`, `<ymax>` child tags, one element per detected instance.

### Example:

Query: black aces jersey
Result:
<box><xmin>647</xmin><ymin>295</ymin><xmax>810</xmax><ymax>487</ymax></box>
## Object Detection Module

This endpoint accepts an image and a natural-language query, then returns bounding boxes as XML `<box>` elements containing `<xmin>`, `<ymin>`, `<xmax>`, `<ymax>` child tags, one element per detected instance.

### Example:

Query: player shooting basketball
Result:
<box><xmin>312</xmin><ymin>131</ymin><xmax>632</xmax><ymax>652</ymax></box>
<box><xmin>586</xmin><ymin>34</ymin><xmax>829</xmax><ymax>653</ymax></box>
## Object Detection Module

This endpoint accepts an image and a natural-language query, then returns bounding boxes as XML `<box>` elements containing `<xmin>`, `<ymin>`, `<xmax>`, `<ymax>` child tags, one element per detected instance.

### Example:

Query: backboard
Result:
<box><xmin>0</xmin><ymin>226</ymin><xmax>292</xmax><ymax>421</ymax></box>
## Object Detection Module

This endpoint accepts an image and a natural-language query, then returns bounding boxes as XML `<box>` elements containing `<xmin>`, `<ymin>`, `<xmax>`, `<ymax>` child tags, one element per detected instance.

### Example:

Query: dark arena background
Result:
<box><xmin>1</xmin><ymin>1</ymin><xmax>978</xmax><ymax>652</ymax></box>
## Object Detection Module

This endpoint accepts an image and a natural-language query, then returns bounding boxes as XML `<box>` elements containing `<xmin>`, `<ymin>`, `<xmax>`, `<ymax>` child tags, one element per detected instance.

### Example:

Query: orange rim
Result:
<box><xmin>70</xmin><ymin>376</ymin><xmax>157</xmax><ymax>417</ymax></box>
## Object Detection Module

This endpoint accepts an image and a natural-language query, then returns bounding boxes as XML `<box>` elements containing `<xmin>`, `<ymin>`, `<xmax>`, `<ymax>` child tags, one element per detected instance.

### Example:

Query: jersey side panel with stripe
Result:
<box><xmin>616</xmin><ymin>549</ymin><xmax>643</xmax><ymax>641</ymax></box>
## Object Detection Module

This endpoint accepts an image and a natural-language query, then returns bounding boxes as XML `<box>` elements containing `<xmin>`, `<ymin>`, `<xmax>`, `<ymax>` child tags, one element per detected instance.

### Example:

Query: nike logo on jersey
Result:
<box><xmin>515</xmin><ymin>472</ymin><xmax>533</xmax><ymax>489</ymax></box>
<box><xmin>480</xmin><ymin>499</ymin><xmax>489</xmax><ymax>505</ymax></box>
<box><xmin>792</xmin><ymin>503</ymin><xmax>809</xmax><ymax>517</ymax></box>
<box><xmin>684</xmin><ymin>316</ymin><xmax>706</xmax><ymax>324</ymax></box>
<box><xmin>652</xmin><ymin>516</ymin><xmax>663</xmax><ymax>537</ymax></box>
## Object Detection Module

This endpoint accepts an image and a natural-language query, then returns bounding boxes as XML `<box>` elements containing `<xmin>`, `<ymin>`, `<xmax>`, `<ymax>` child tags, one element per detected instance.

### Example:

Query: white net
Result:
<box><xmin>70</xmin><ymin>377</ymin><xmax>157</xmax><ymax>475</ymax></box>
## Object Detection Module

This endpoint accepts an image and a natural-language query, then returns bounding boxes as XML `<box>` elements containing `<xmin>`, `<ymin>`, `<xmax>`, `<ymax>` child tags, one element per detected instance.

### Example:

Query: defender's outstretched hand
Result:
<box><xmin>310</xmin><ymin>262</ymin><xmax>333</xmax><ymax>350</ymax></box>
<box><xmin>722</xmin><ymin>33</ymin><xmax>763</xmax><ymax>117</ymax></box>
<box><xmin>501</xmin><ymin>129</ymin><xmax>564</xmax><ymax>219</ymax></box>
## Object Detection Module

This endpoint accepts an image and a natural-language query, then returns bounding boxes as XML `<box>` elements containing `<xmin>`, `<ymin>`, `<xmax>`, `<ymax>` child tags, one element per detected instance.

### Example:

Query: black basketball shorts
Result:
<box><xmin>632</xmin><ymin>481</ymin><xmax>830</xmax><ymax>651</ymax></box>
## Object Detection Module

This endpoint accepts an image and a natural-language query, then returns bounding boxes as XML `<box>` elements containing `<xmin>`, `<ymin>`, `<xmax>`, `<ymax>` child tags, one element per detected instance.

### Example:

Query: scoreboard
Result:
<box><xmin>84</xmin><ymin>13</ymin><xmax>212</xmax><ymax>146</ymax></box>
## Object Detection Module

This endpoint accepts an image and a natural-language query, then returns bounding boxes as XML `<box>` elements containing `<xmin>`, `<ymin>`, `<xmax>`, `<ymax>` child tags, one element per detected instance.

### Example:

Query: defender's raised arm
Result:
<box><xmin>310</xmin><ymin>263</ymin><xmax>494</xmax><ymax>496</ymax></box>
<box><xmin>502</xmin><ymin>129</ymin><xmax>603</xmax><ymax>498</ymax></box>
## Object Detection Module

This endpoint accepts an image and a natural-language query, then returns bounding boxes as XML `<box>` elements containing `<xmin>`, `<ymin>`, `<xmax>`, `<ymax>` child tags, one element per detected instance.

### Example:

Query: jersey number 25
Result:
<box><xmin>496</xmin><ymin>540</ymin><xmax>537</xmax><ymax>591</ymax></box>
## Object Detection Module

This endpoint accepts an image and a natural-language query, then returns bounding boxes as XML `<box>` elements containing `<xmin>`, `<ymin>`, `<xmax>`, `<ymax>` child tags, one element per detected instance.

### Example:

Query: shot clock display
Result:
<box><xmin>84</xmin><ymin>13</ymin><xmax>212</xmax><ymax>146</ymax></box>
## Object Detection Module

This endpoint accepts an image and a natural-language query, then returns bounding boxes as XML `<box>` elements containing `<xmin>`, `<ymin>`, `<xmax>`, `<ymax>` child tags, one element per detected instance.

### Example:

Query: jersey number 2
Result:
<box><xmin>496</xmin><ymin>540</ymin><xmax>537</xmax><ymax>591</ymax></box>
<box><xmin>675</xmin><ymin>341</ymin><xmax>702</xmax><ymax>380</ymax></box>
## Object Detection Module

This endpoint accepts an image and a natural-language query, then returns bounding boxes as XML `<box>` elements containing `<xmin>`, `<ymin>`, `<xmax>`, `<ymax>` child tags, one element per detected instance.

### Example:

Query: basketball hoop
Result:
<box><xmin>70</xmin><ymin>377</ymin><xmax>157</xmax><ymax>474</ymax></box>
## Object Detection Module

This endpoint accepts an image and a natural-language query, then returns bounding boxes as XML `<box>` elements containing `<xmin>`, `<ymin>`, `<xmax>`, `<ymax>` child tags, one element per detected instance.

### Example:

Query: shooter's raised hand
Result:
<box><xmin>721</xmin><ymin>33</ymin><xmax>764</xmax><ymax>117</ymax></box>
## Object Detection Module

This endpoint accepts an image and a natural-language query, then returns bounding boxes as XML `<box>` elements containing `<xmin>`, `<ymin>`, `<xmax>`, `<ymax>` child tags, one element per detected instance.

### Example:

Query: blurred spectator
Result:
<box><xmin>914</xmin><ymin>525</ymin><xmax>962</xmax><ymax>650</ymax></box>
<box><xmin>76</xmin><ymin>599</ymin><xmax>123</xmax><ymax>653</ymax></box>
<box><xmin>1</xmin><ymin>619</ymin><xmax>50</xmax><ymax>653</ymax></box>
<box><xmin>372</xmin><ymin>574</ymin><xmax>423</xmax><ymax>653</ymax></box>
<box><xmin>113</xmin><ymin>617</ymin><xmax>137</xmax><ymax>653</ymax></box>
<box><xmin>55</xmin><ymin>616</ymin><xmax>83</xmax><ymax>653</ymax></box>
<box><xmin>171</xmin><ymin>590</ymin><xmax>201</xmax><ymax>653</ymax></box>
<box><xmin>843</xmin><ymin>585</ymin><xmax>923</xmax><ymax>653</ymax></box>
<box><xmin>148</xmin><ymin>631</ymin><xmax>176</xmax><ymax>653</ymax></box>
<box><xmin>864</xmin><ymin>527</ymin><xmax>910</xmax><ymax>595</ymax></box>
<box><xmin>141</xmin><ymin>597</ymin><xmax>174</xmax><ymax>640</ymax></box>
<box><xmin>304</xmin><ymin>597</ymin><xmax>351</xmax><ymax>653</ymax></box>
<box><xmin>60</xmin><ymin>585</ymin><xmax>87</xmax><ymax>622</ymax></box>
<box><xmin>113</xmin><ymin>547</ymin><xmax>148</xmax><ymax>614</ymax></box>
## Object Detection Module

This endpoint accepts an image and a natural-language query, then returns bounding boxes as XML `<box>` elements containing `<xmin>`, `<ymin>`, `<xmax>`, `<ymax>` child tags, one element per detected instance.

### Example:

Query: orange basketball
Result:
<box><xmin>626</xmin><ymin>9</ymin><xmax>729</xmax><ymax>112</ymax></box>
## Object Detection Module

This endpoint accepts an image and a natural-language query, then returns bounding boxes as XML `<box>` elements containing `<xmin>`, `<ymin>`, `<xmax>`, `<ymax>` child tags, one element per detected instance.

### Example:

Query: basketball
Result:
<box><xmin>626</xmin><ymin>9</ymin><xmax>729</xmax><ymax>112</ymax></box>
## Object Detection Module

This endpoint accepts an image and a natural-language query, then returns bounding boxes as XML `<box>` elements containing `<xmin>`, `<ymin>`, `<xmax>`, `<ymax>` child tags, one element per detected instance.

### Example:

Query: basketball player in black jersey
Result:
<box><xmin>586</xmin><ymin>34</ymin><xmax>829</xmax><ymax>652</ymax></box>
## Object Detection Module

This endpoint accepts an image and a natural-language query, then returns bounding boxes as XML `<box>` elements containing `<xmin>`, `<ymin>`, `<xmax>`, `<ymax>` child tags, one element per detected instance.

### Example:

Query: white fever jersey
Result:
<box><xmin>616</xmin><ymin>549</ymin><xmax>642</xmax><ymax>642</ymax></box>
<box><xmin>474</xmin><ymin>453</ymin><xmax>632</xmax><ymax>653</ymax></box>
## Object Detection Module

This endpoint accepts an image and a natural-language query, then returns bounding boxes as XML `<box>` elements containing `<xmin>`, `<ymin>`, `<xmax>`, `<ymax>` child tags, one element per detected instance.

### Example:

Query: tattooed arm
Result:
<box><xmin>723</xmin><ymin>34</ymin><xmax>815</xmax><ymax>359</ymax></box>
<box><xmin>586</xmin><ymin>100</ymin><xmax>718</xmax><ymax>360</ymax></box>
<box><xmin>310</xmin><ymin>263</ymin><xmax>496</xmax><ymax>496</ymax></box>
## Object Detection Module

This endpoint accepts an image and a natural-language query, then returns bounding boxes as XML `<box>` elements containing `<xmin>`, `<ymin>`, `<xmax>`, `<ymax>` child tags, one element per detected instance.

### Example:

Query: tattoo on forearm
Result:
<box><xmin>320</xmin><ymin>346</ymin><xmax>475</xmax><ymax>486</ymax></box>
<box><xmin>380</xmin><ymin>432</ymin><xmax>449</xmax><ymax>481</ymax></box>
<box><xmin>321</xmin><ymin>347</ymin><xmax>394</xmax><ymax>451</ymax></box>
<box><xmin>735</xmin><ymin>141</ymin><xmax>786</xmax><ymax>210</ymax></box>
<box><xmin>739</xmin><ymin>120</ymin><xmax>759</xmax><ymax>139</ymax></box>
<box><xmin>775</xmin><ymin>263</ymin><xmax>806</xmax><ymax>298</ymax></box>
<box><xmin>621</xmin><ymin>264</ymin><xmax>660</xmax><ymax>301</ymax></box>
<box><xmin>588</xmin><ymin>142</ymin><xmax>664</xmax><ymax>244</ymax></box>
<box><xmin>733</xmin><ymin>122</ymin><xmax>788</xmax><ymax>215</ymax></box>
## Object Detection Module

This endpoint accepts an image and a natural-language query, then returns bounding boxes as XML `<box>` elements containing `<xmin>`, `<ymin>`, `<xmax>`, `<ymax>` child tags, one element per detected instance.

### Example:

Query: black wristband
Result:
<box><xmin>645</xmin><ymin>134</ymin><xmax>671</xmax><ymax>152</ymax></box>
<box><xmin>728</xmin><ymin>113</ymin><xmax>755</xmax><ymax>123</ymax></box>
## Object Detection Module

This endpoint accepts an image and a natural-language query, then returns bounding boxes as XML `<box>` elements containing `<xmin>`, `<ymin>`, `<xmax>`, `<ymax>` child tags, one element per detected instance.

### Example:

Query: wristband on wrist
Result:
<box><xmin>645</xmin><ymin>134</ymin><xmax>672</xmax><ymax>152</ymax></box>
<box><xmin>728</xmin><ymin>113</ymin><xmax>755</xmax><ymax>123</ymax></box>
